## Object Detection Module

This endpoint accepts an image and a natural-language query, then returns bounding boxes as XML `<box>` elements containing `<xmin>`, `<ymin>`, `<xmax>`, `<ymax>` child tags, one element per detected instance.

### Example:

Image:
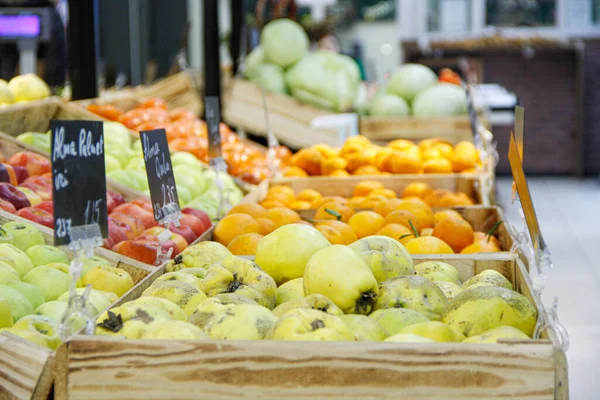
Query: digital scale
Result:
<box><xmin>0</xmin><ymin>7</ymin><xmax>53</xmax><ymax>74</ymax></box>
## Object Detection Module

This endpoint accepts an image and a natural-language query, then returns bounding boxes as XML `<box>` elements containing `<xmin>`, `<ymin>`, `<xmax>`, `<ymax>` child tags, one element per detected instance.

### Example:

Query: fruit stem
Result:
<box><xmin>311</xmin><ymin>319</ymin><xmax>325</xmax><ymax>330</ymax></box>
<box><xmin>486</xmin><ymin>220</ymin><xmax>504</xmax><ymax>242</ymax></box>
<box><xmin>355</xmin><ymin>290</ymin><xmax>377</xmax><ymax>314</ymax></box>
<box><xmin>325</xmin><ymin>208</ymin><xmax>342</xmax><ymax>221</ymax></box>
<box><xmin>408</xmin><ymin>220</ymin><xmax>420</xmax><ymax>238</ymax></box>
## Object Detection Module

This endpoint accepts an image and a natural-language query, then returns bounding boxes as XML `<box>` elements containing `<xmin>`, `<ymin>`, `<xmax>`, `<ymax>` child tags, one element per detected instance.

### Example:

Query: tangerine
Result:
<box><xmin>370</xmin><ymin>188</ymin><xmax>397</xmax><ymax>199</ymax></box>
<box><xmin>296</xmin><ymin>189</ymin><xmax>322</xmax><ymax>203</ymax></box>
<box><xmin>266</xmin><ymin>207</ymin><xmax>301</xmax><ymax>228</ymax></box>
<box><xmin>214</xmin><ymin>214</ymin><xmax>260</xmax><ymax>246</ymax></box>
<box><xmin>460</xmin><ymin>241</ymin><xmax>500</xmax><ymax>254</ymax></box>
<box><xmin>384</xmin><ymin>209</ymin><xmax>421</xmax><ymax>232</ymax></box>
<box><xmin>432</xmin><ymin>216</ymin><xmax>474</xmax><ymax>253</ymax></box>
<box><xmin>373</xmin><ymin>198</ymin><xmax>404</xmax><ymax>217</ymax></box>
<box><xmin>473</xmin><ymin>231</ymin><xmax>501</xmax><ymax>247</ymax></box>
<box><xmin>376</xmin><ymin>223</ymin><xmax>414</xmax><ymax>245</ymax></box>
<box><xmin>433</xmin><ymin>210</ymin><xmax>464</xmax><ymax>225</ymax></box>
<box><xmin>227</xmin><ymin>233</ymin><xmax>264</xmax><ymax>255</ymax></box>
<box><xmin>353</xmin><ymin>180</ymin><xmax>384</xmax><ymax>198</ymax></box>
<box><xmin>405</xmin><ymin>237</ymin><xmax>454</xmax><ymax>255</ymax></box>
<box><xmin>348</xmin><ymin>211</ymin><xmax>385</xmax><ymax>239</ymax></box>
<box><xmin>227</xmin><ymin>203</ymin><xmax>267</xmax><ymax>219</ymax></box>
<box><xmin>315</xmin><ymin>224</ymin><xmax>345</xmax><ymax>245</ymax></box>
<box><xmin>329</xmin><ymin>169</ymin><xmax>350</xmax><ymax>177</ymax></box>
<box><xmin>256</xmin><ymin>217</ymin><xmax>277</xmax><ymax>235</ymax></box>
<box><xmin>402</xmin><ymin>182</ymin><xmax>434</xmax><ymax>199</ymax></box>
<box><xmin>283</xmin><ymin>166</ymin><xmax>308</xmax><ymax>177</ymax></box>
<box><xmin>394</xmin><ymin>201</ymin><xmax>434</xmax><ymax>228</ymax></box>
<box><xmin>315</xmin><ymin>220</ymin><xmax>357</xmax><ymax>245</ymax></box>
<box><xmin>314</xmin><ymin>202</ymin><xmax>354</xmax><ymax>223</ymax></box>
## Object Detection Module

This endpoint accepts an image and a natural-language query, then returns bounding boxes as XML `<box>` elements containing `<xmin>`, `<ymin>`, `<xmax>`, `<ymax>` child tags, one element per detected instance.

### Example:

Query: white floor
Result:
<box><xmin>496</xmin><ymin>177</ymin><xmax>600</xmax><ymax>399</ymax></box>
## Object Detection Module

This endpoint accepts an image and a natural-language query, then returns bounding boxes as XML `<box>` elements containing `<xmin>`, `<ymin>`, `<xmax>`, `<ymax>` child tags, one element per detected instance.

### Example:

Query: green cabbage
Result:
<box><xmin>368</xmin><ymin>94</ymin><xmax>410</xmax><ymax>117</ymax></box>
<box><xmin>261</xmin><ymin>19</ymin><xmax>309</xmax><ymax>69</ymax></box>
<box><xmin>412</xmin><ymin>83</ymin><xmax>468</xmax><ymax>117</ymax></box>
<box><xmin>285</xmin><ymin>51</ymin><xmax>361</xmax><ymax>112</ymax></box>
<box><xmin>244</xmin><ymin>46</ymin><xmax>265</xmax><ymax>79</ymax></box>
<box><xmin>386</xmin><ymin>64</ymin><xmax>438</xmax><ymax>102</ymax></box>
<box><xmin>250</xmin><ymin>64</ymin><xmax>287</xmax><ymax>94</ymax></box>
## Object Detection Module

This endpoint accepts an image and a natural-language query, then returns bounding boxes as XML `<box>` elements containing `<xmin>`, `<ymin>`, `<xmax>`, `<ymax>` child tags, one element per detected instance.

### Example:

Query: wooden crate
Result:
<box><xmin>137</xmin><ymin>72</ymin><xmax>203</xmax><ymax>115</ymax></box>
<box><xmin>53</xmin><ymin>253</ymin><xmax>567</xmax><ymax>400</ymax></box>
<box><xmin>0</xmin><ymin>210</ymin><xmax>156</xmax><ymax>400</ymax></box>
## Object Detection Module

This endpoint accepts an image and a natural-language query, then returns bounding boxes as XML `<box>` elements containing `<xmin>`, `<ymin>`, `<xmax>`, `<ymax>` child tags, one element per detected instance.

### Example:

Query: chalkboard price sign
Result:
<box><xmin>50</xmin><ymin>120</ymin><xmax>108</xmax><ymax>246</ymax></box>
<box><xmin>140</xmin><ymin>129</ymin><xmax>180</xmax><ymax>222</ymax></box>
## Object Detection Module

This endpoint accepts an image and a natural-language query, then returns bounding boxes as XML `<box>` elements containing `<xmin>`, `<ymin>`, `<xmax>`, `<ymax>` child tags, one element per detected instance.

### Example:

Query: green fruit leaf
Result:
<box><xmin>97</xmin><ymin>310</ymin><xmax>123</xmax><ymax>333</ymax></box>
<box><xmin>486</xmin><ymin>221</ymin><xmax>504</xmax><ymax>242</ymax></box>
<box><xmin>325</xmin><ymin>208</ymin><xmax>342</xmax><ymax>221</ymax></box>
<box><xmin>399</xmin><ymin>234</ymin><xmax>413</xmax><ymax>240</ymax></box>
<box><xmin>408</xmin><ymin>220</ymin><xmax>420</xmax><ymax>238</ymax></box>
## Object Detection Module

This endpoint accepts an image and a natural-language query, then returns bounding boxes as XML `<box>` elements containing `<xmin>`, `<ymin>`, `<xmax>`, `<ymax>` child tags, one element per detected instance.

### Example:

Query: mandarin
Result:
<box><xmin>348</xmin><ymin>211</ymin><xmax>385</xmax><ymax>239</ymax></box>
<box><xmin>432</xmin><ymin>216</ymin><xmax>474</xmax><ymax>253</ymax></box>
<box><xmin>290</xmin><ymin>201</ymin><xmax>311</xmax><ymax>210</ymax></box>
<box><xmin>256</xmin><ymin>217</ymin><xmax>277</xmax><ymax>235</ymax></box>
<box><xmin>314</xmin><ymin>202</ymin><xmax>354</xmax><ymax>222</ymax></box>
<box><xmin>473</xmin><ymin>231</ymin><xmax>501</xmax><ymax>247</ymax></box>
<box><xmin>423</xmin><ymin>158</ymin><xmax>453</xmax><ymax>173</ymax></box>
<box><xmin>283</xmin><ymin>166</ymin><xmax>308</xmax><ymax>177</ymax></box>
<box><xmin>214</xmin><ymin>214</ymin><xmax>260</xmax><ymax>246</ymax></box>
<box><xmin>433</xmin><ymin>210</ymin><xmax>464</xmax><ymax>225</ymax></box>
<box><xmin>315</xmin><ymin>224</ymin><xmax>346</xmax><ymax>245</ymax></box>
<box><xmin>329</xmin><ymin>169</ymin><xmax>350</xmax><ymax>177</ymax></box>
<box><xmin>394</xmin><ymin>201</ymin><xmax>434</xmax><ymax>228</ymax></box>
<box><xmin>227</xmin><ymin>203</ymin><xmax>267</xmax><ymax>219</ymax></box>
<box><xmin>353</xmin><ymin>180</ymin><xmax>385</xmax><ymax>197</ymax></box>
<box><xmin>370</xmin><ymin>188</ymin><xmax>397</xmax><ymax>199</ymax></box>
<box><xmin>353</xmin><ymin>165</ymin><xmax>381</xmax><ymax>176</ymax></box>
<box><xmin>227</xmin><ymin>233</ymin><xmax>264</xmax><ymax>255</ymax></box>
<box><xmin>460</xmin><ymin>241</ymin><xmax>500</xmax><ymax>254</ymax></box>
<box><xmin>267</xmin><ymin>207</ymin><xmax>301</xmax><ymax>228</ymax></box>
<box><xmin>402</xmin><ymin>182</ymin><xmax>434</xmax><ymax>199</ymax></box>
<box><xmin>384</xmin><ymin>209</ymin><xmax>421</xmax><ymax>232</ymax></box>
<box><xmin>373</xmin><ymin>198</ymin><xmax>404</xmax><ymax>217</ymax></box>
<box><xmin>405</xmin><ymin>236</ymin><xmax>454</xmax><ymax>255</ymax></box>
<box><xmin>315</xmin><ymin>220</ymin><xmax>358</xmax><ymax>245</ymax></box>
<box><xmin>296</xmin><ymin>189</ymin><xmax>322</xmax><ymax>203</ymax></box>
<box><xmin>376</xmin><ymin>223</ymin><xmax>413</xmax><ymax>245</ymax></box>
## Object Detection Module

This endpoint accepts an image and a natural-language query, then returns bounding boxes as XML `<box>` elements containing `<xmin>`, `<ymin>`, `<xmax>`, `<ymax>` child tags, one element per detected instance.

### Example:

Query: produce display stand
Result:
<box><xmin>222</xmin><ymin>78</ymin><xmax>488</xmax><ymax>149</ymax></box>
<box><xmin>52</xmin><ymin>252</ymin><xmax>567</xmax><ymax>400</ymax></box>
<box><xmin>0</xmin><ymin>209</ymin><xmax>155</xmax><ymax>400</ymax></box>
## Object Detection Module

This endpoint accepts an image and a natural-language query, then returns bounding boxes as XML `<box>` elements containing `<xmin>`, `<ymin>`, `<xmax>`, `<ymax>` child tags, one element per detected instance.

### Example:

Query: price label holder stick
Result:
<box><xmin>509</xmin><ymin>133</ymin><xmax>568</xmax><ymax>349</ymax></box>
<box><xmin>50</xmin><ymin>120</ymin><xmax>108</xmax><ymax>339</ymax></box>
<box><xmin>205</xmin><ymin>96</ymin><xmax>230</xmax><ymax>218</ymax></box>
<box><xmin>259</xmin><ymin>84</ymin><xmax>281</xmax><ymax>179</ymax></box>
<box><xmin>140</xmin><ymin>129</ymin><xmax>182</xmax><ymax>266</ymax></box>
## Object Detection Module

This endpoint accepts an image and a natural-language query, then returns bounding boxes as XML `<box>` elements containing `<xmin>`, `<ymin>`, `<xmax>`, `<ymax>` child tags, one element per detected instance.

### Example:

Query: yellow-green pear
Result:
<box><xmin>462</xmin><ymin>270</ymin><xmax>512</xmax><ymax>290</ymax></box>
<box><xmin>188</xmin><ymin>294</ymin><xmax>258</xmax><ymax>329</ymax></box>
<box><xmin>167</xmin><ymin>241</ymin><xmax>232</xmax><ymax>271</ymax></box>
<box><xmin>141</xmin><ymin>280</ymin><xmax>208</xmax><ymax>317</ymax></box>
<box><xmin>463</xmin><ymin>326</ymin><xmax>531</xmax><ymax>343</ymax></box>
<box><xmin>340</xmin><ymin>314</ymin><xmax>385</xmax><ymax>341</ymax></box>
<box><xmin>442</xmin><ymin>286</ymin><xmax>537</xmax><ymax>337</ymax></box>
<box><xmin>272</xmin><ymin>294</ymin><xmax>343</xmax><ymax>318</ymax></box>
<box><xmin>400</xmin><ymin>321</ymin><xmax>466</xmax><ymax>342</ymax></box>
<box><xmin>266</xmin><ymin>309</ymin><xmax>355</xmax><ymax>341</ymax></box>
<box><xmin>415</xmin><ymin>261</ymin><xmax>461</xmax><ymax>285</ymax></box>
<box><xmin>369</xmin><ymin>308</ymin><xmax>430</xmax><ymax>338</ymax></box>
<box><xmin>384</xmin><ymin>333</ymin><xmax>435</xmax><ymax>343</ymax></box>
<box><xmin>276</xmin><ymin>277</ymin><xmax>304</xmax><ymax>306</ymax></box>
<box><xmin>349</xmin><ymin>236</ymin><xmax>414</xmax><ymax>282</ymax></box>
<box><xmin>142</xmin><ymin>320</ymin><xmax>208</xmax><ymax>340</ymax></box>
<box><xmin>373</xmin><ymin>276</ymin><xmax>448</xmax><ymax>320</ymax></box>
<box><xmin>204</xmin><ymin>304</ymin><xmax>277</xmax><ymax>340</ymax></box>
<box><xmin>435</xmin><ymin>281</ymin><xmax>463</xmax><ymax>302</ymax></box>
<box><xmin>304</xmin><ymin>245</ymin><xmax>378</xmax><ymax>315</ymax></box>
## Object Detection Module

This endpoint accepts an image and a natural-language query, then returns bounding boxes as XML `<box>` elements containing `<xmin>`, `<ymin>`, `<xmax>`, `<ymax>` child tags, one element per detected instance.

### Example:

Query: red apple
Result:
<box><xmin>112</xmin><ymin>240</ymin><xmax>158</xmax><ymax>265</ymax></box>
<box><xmin>179</xmin><ymin>213</ymin><xmax>206</xmax><ymax>237</ymax></box>
<box><xmin>0</xmin><ymin>198</ymin><xmax>16</xmax><ymax>214</ymax></box>
<box><xmin>33</xmin><ymin>201</ymin><xmax>53</xmax><ymax>214</ymax></box>
<box><xmin>140</xmin><ymin>227</ymin><xmax>188</xmax><ymax>254</ymax></box>
<box><xmin>108</xmin><ymin>219</ymin><xmax>133</xmax><ymax>244</ymax></box>
<box><xmin>103</xmin><ymin>237</ymin><xmax>115</xmax><ymax>250</ymax></box>
<box><xmin>0</xmin><ymin>183</ymin><xmax>30</xmax><ymax>210</ymax></box>
<box><xmin>131</xmin><ymin>197</ymin><xmax>153</xmax><ymax>213</ymax></box>
<box><xmin>8</xmin><ymin>152</ymin><xmax>51</xmax><ymax>177</ymax></box>
<box><xmin>109</xmin><ymin>212</ymin><xmax>145</xmax><ymax>237</ymax></box>
<box><xmin>0</xmin><ymin>163</ymin><xmax>18</xmax><ymax>186</ymax></box>
<box><xmin>112</xmin><ymin>203</ymin><xmax>157</xmax><ymax>228</ymax></box>
<box><xmin>12</xmin><ymin>166</ymin><xmax>29</xmax><ymax>184</ymax></box>
<box><xmin>168</xmin><ymin>223</ymin><xmax>196</xmax><ymax>245</ymax></box>
<box><xmin>20</xmin><ymin>176</ymin><xmax>52</xmax><ymax>201</ymax></box>
<box><xmin>182</xmin><ymin>207</ymin><xmax>212</xmax><ymax>230</ymax></box>
<box><xmin>107</xmin><ymin>191</ymin><xmax>126</xmax><ymax>207</ymax></box>
<box><xmin>16</xmin><ymin>207</ymin><xmax>53</xmax><ymax>228</ymax></box>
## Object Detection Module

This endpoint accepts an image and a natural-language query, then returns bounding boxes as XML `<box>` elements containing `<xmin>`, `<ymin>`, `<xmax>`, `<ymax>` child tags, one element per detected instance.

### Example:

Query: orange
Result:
<box><xmin>314</xmin><ymin>202</ymin><xmax>354</xmax><ymax>223</ymax></box>
<box><xmin>423</xmin><ymin>188</ymin><xmax>451</xmax><ymax>207</ymax></box>
<box><xmin>283</xmin><ymin>166</ymin><xmax>308</xmax><ymax>177</ymax></box>
<box><xmin>329</xmin><ymin>169</ymin><xmax>350</xmax><ymax>177</ymax></box>
<box><xmin>394</xmin><ymin>201</ymin><xmax>434</xmax><ymax>228</ymax></box>
<box><xmin>290</xmin><ymin>201</ymin><xmax>311</xmax><ymax>210</ymax></box>
<box><xmin>384</xmin><ymin>209</ymin><xmax>421</xmax><ymax>232</ymax></box>
<box><xmin>376</xmin><ymin>223</ymin><xmax>414</xmax><ymax>245</ymax></box>
<box><xmin>353</xmin><ymin>165</ymin><xmax>380</xmax><ymax>176</ymax></box>
<box><xmin>454</xmin><ymin>192</ymin><xmax>475</xmax><ymax>206</ymax></box>
<box><xmin>353</xmin><ymin>180</ymin><xmax>385</xmax><ymax>197</ymax></box>
<box><xmin>269</xmin><ymin>185</ymin><xmax>296</xmax><ymax>198</ymax></box>
<box><xmin>348</xmin><ymin>211</ymin><xmax>385</xmax><ymax>239</ymax></box>
<box><xmin>402</xmin><ymin>196</ymin><xmax>430</xmax><ymax>207</ymax></box>
<box><xmin>267</xmin><ymin>207</ymin><xmax>301</xmax><ymax>228</ymax></box>
<box><xmin>437</xmin><ymin>193</ymin><xmax>469</xmax><ymax>208</ymax></box>
<box><xmin>345</xmin><ymin>152</ymin><xmax>370</xmax><ymax>173</ymax></box>
<box><xmin>311</xmin><ymin>196</ymin><xmax>347</xmax><ymax>209</ymax></box>
<box><xmin>227</xmin><ymin>233</ymin><xmax>264</xmax><ymax>255</ymax></box>
<box><xmin>423</xmin><ymin>158</ymin><xmax>453</xmax><ymax>173</ymax></box>
<box><xmin>418</xmin><ymin>138</ymin><xmax>441</xmax><ymax>150</ymax></box>
<box><xmin>291</xmin><ymin>148</ymin><xmax>322</xmax><ymax>175</ymax></box>
<box><xmin>434</xmin><ymin>142</ymin><xmax>455</xmax><ymax>159</ymax></box>
<box><xmin>321</xmin><ymin>156</ymin><xmax>348</xmax><ymax>175</ymax></box>
<box><xmin>452</xmin><ymin>141</ymin><xmax>479</xmax><ymax>172</ymax></box>
<box><xmin>348</xmin><ymin>196</ymin><xmax>366</xmax><ymax>210</ymax></box>
<box><xmin>387</xmin><ymin>139</ymin><xmax>415</xmax><ymax>152</ymax></box>
<box><xmin>473</xmin><ymin>231</ymin><xmax>501</xmax><ymax>247</ymax></box>
<box><xmin>433</xmin><ymin>210</ymin><xmax>464</xmax><ymax>225</ymax></box>
<box><xmin>405</xmin><ymin>237</ymin><xmax>454</xmax><ymax>254</ymax></box>
<box><xmin>432</xmin><ymin>216</ymin><xmax>474</xmax><ymax>253</ymax></box>
<box><xmin>260</xmin><ymin>200</ymin><xmax>286</xmax><ymax>209</ymax></box>
<box><xmin>315</xmin><ymin>220</ymin><xmax>357</xmax><ymax>245</ymax></box>
<box><xmin>256</xmin><ymin>217</ymin><xmax>277</xmax><ymax>235</ymax></box>
<box><xmin>313</xmin><ymin>144</ymin><xmax>339</xmax><ymax>159</ymax></box>
<box><xmin>359</xmin><ymin>198</ymin><xmax>384</xmax><ymax>209</ymax></box>
<box><xmin>422</xmin><ymin>147</ymin><xmax>444</xmax><ymax>160</ymax></box>
<box><xmin>315</xmin><ymin>224</ymin><xmax>345</xmax><ymax>245</ymax></box>
<box><xmin>402</xmin><ymin>182</ymin><xmax>433</xmax><ymax>199</ymax></box>
<box><xmin>296</xmin><ymin>189</ymin><xmax>322</xmax><ymax>203</ymax></box>
<box><xmin>370</xmin><ymin>188</ymin><xmax>397</xmax><ymax>199</ymax></box>
<box><xmin>214</xmin><ymin>214</ymin><xmax>260</xmax><ymax>246</ymax></box>
<box><xmin>227</xmin><ymin>203</ymin><xmax>267</xmax><ymax>219</ymax></box>
<box><xmin>420</xmin><ymin>228</ymin><xmax>433</xmax><ymax>236</ymax></box>
<box><xmin>389</xmin><ymin>151</ymin><xmax>422</xmax><ymax>174</ymax></box>
<box><xmin>461</xmin><ymin>241</ymin><xmax>500</xmax><ymax>254</ymax></box>
<box><xmin>265</xmin><ymin>188</ymin><xmax>295</xmax><ymax>205</ymax></box>
<box><xmin>373</xmin><ymin>198</ymin><xmax>404</xmax><ymax>217</ymax></box>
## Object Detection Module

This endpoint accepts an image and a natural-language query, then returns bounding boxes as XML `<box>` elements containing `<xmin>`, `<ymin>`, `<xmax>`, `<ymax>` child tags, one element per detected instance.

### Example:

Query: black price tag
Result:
<box><xmin>50</xmin><ymin>120</ymin><xmax>108</xmax><ymax>246</ymax></box>
<box><xmin>140</xmin><ymin>129</ymin><xmax>180</xmax><ymax>222</ymax></box>
<box><xmin>205</xmin><ymin>96</ymin><xmax>222</xmax><ymax>161</ymax></box>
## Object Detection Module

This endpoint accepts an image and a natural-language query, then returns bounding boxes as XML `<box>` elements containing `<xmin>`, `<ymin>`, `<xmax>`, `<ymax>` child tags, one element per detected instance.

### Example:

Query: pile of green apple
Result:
<box><xmin>17</xmin><ymin>122</ymin><xmax>244</xmax><ymax>220</ymax></box>
<box><xmin>0</xmin><ymin>221</ymin><xmax>135</xmax><ymax>349</ymax></box>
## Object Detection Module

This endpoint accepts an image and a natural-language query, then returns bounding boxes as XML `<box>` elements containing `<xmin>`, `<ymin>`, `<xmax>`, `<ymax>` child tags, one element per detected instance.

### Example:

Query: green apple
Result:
<box><xmin>125</xmin><ymin>156</ymin><xmax>146</xmax><ymax>171</ymax></box>
<box><xmin>131</xmin><ymin>139</ymin><xmax>142</xmax><ymax>153</ymax></box>
<box><xmin>25</xmin><ymin>244</ymin><xmax>70</xmax><ymax>267</ymax></box>
<box><xmin>11</xmin><ymin>315</ymin><xmax>61</xmax><ymax>349</ymax></box>
<box><xmin>173</xmin><ymin>173</ymin><xmax>202</xmax><ymax>198</ymax></box>
<box><xmin>22</xmin><ymin>265</ymin><xmax>71</xmax><ymax>301</ymax></box>
<box><xmin>105</xmin><ymin>144</ymin><xmax>131</xmax><ymax>168</ymax></box>
<box><xmin>80</xmin><ymin>255</ymin><xmax>112</xmax><ymax>277</ymax></box>
<box><xmin>0</xmin><ymin>295</ymin><xmax>13</xmax><ymax>328</ymax></box>
<box><xmin>108</xmin><ymin>170</ymin><xmax>136</xmax><ymax>190</ymax></box>
<box><xmin>0</xmin><ymin>226</ymin><xmax>15</xmax><ymax>245</ymax></box>
<box><xmin>2</xmin><ymin>222</ymin><xmax>44</xmax><ymax>251</ymax></box>
<box><xmin>173</xmin><ymin>166</ymin><xmax>207</xmax><ymax>194</ymax></box>
<box><xmin>0</xmin><ymin>284</ymin><xmax>34</xmax><ymax>322</ymax></box>
<box><xmin>127</xmin><ymin>170</ymin><xmax>149</xmax><ymax>191</ymax></box>
<box><xmin>171</xmin><ymin>151</ymin><xmax>205</xmax><ymax>169</ymax></box>
<box><xmin>0</xmin><ymin>243</ymin><xmax>34</xmax><ymax>278</ymax></box>
<box><xmin>103</xmin><ymin>121</ymin><xmax>132</xmax><ymax>149</ymax></box>
<box><xmin>0</xmin><ymin>262</ymin><xmax>19</xmax><ymax>284</ymax></box>
<box><xmin>5</xmin><ymin>281</ymin><xmax>45</xmax><ymax>309</ymax></box>
<box><xmin>176</xmin><ymin>185</ymin><xmax>192</xmax><ymax>207</ymax></box>
<box><xmin>57</xmin><ymin>287</ymin><xmax>113</xmax><ymax>312</ymax></box>
<box><xmin>104</xmin><ymin>154</ymin><xmax>122</xmax><ymax>173</ymax></box>
<box><xmin>16</xmin><ymin>132</ymin><xmax>51</xmax><ymax>153</ymax></box>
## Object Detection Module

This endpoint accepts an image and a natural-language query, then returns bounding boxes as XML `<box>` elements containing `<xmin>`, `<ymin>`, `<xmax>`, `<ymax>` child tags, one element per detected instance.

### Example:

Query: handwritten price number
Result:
<box><xmin>84</xmin><ymin>199</ymin><xmax>103</xmax><ymax>226</ymax></box>
<box><xmin>56</xmin><ymin>218</ymin><xmax>72</xmax><ymax>239</ymax></box>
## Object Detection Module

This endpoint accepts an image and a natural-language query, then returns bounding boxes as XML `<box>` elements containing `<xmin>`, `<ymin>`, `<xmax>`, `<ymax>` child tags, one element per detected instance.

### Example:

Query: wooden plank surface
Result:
<box><xmin>56</xmin><ymin>337</ymin><xmax>556</xmax><ymax>400</ymax></box>
<box><xmin>360</xmin><ymin>115</ymin><xmax>474</xmax><ymax>144</ymax></box>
